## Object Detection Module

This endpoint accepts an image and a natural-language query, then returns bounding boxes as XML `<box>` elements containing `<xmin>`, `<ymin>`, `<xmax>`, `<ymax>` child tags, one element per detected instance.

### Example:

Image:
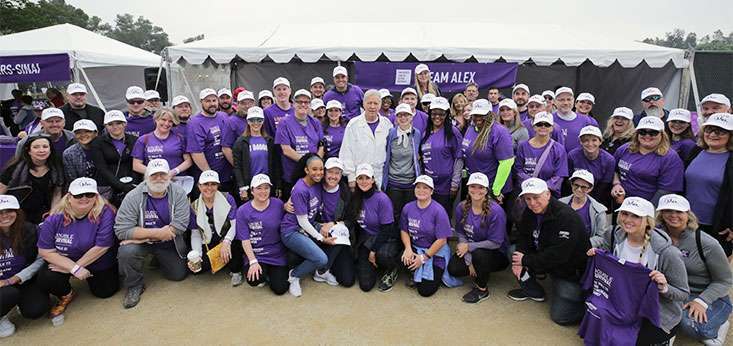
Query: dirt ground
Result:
<box><xmin>5</xmin><ymin>265</ymin><xmax>730</xmax><ymax>345</ymax></box>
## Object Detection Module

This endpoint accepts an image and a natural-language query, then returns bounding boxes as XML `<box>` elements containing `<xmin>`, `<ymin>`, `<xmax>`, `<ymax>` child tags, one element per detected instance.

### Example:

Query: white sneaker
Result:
<box><xmin>230</xmin><ymin>272</ymin><xmax>243</xmax><ymax>287</ymax></box>
<box><xmin>313</xmin><ymin>270</ymin><xmax>338</xmax><ymax>286</ymax></box>
<box><xmin>0</xmin><ymin>314</ymin><xmax>15</xmax><ymax>338</ymax></box>
<box><xmin>288</xmin><ymin>270</ymin><xmax>302</xmax><ymax>297</ymax></box>
<box><xmin>703</xmin><ymin>320</ymin><xmax>730</xmax><ymax>346</ymax></box>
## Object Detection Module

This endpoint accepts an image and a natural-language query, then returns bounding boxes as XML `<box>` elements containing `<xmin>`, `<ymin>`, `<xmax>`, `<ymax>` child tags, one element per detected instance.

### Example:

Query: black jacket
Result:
<box><xmin>517</xmin><ymin>197</ymin><xmax>590</xmax><ymax>281</ymax></box>
<box><xmin>232</xmin><ymin>135</ymin><xmax>281</xmax><ymax>191</ymax></box>
<box><xmin>89</xmin><ymin>133</ymin><xmax>140</xmax><ymax>193</ymax></box>
<box><xmin>60</xmin><ymin>103</ymin><xmax>106</xmax><ymax>131</ymax></box>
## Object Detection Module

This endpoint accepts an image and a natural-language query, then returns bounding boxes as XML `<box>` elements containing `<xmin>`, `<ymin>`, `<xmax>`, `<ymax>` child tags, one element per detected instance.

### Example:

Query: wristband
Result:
<box><xmin>249</xmin><ymin>259</ymin><xmax>258</xmax><ymax>265</ymax></box>
<box><xmin>223</xmin><ymin>239</ymin><xmax>231</xmax><ymax>244</ymax></box>
<box><xmin>173</xmin><ymin>168</ymin><xmax>180</xmax><ymax>175</ymax></box>
<box><xmin>71</xmin><ymin>264</ymin><xmax>81</xmax><ymax>275</ymax></box>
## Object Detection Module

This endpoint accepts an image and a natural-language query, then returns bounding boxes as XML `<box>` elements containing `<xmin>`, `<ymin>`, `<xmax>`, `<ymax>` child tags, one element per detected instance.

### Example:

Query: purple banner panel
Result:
<box><xmin>0</xmin><ymin>53</ymin><xmax>70</xmax><ymax>83</ymax></box>
<box><xmin>354</xmin><ymin>62</ymin><xmax>518</xmax><ymax>93</ymax></box>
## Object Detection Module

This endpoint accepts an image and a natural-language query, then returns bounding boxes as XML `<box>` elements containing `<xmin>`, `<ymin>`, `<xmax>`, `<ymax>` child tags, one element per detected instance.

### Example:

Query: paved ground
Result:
<box><xmin>3</xmin><ymin>266</ymin><xmax>728</xmax><ymax>345</ymax></box>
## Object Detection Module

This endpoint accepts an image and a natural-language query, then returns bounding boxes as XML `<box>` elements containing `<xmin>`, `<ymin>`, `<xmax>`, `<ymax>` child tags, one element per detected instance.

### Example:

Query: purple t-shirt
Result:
<box><xmin>357</xmin><ymin>191</ymin><xmax>394</xmax><ymax>236</ymax></box>
<box><xmin>368</xmin><ymin>120</ymin><xmax>379</xmax><ymax>135</ymax></box>
<box><xmin>454</xmin><ymin>201</ymin><xmax>508</xmax><ymax>254</ymax></box>
<box><xmin>124</xmin><ymin>112</ymin><xmax>155</xmax><ymax>137</ymax></box>
<box><xmin>685</xmin><ymin>151</ymin><xmax>728</xmax><ymax>225</ymax></box>
<box><xmin>37</xmin><ymin>206</ymin><xmax>117</xmax><ymax>271</ymax></box>
<box><xmin>412</xmin><ymin>110</ymin><xmax>429</xmax><ymax>136</ymax></box>
<box><xmin>280</xmin><ymin>179</ymin><xmax>323</xmax><ymax>236</ymax></box>
<box><xmin>567</xmin><ymin>148</ymin><xmax>616</xmax><ymax>184</ymax></box>
<box><xmin>274</xmin><ymin>115</ymin><xmax>323</xmax><ymax>184</ymax></box>
<box><xmin>670</xmin><ymin>138</ymin><xmax>696</xmax><ymax>161</ymax></box>
<box><xmin>223</xmin><ymin>115</ymin><xmax>248</xmax><ymax>148</ymax></box>
<box><xmin>321</xmin><ymin>186</ymin><xmax>342</xmax><ymax>223</ymax></box>
<box><xmin>51</xmin><ymin>135</ymin><xmax>67</xmax><ymax>156</ymax></box>
<box><xmin>461</xmin><ymin>124</ymin><xmax>514</xmax><ymax>193</ymax></box>
<box><xmin>132</xmin><ymin>132</ymin><xmax>186</xmax><ymax>169</ymax></box>
<box><xmin>111</xmin><ymin>138</ymin><xmax>126</xmax><ymax>155</ymax></box>
<box><xmin>515</xmin><ymin>140</ymin><xmax>568</xmax><ymax>193</ymax></box>
<box><xmin>491</xmin><ymin>103</ymin><xmax>500</xmax><ymax>115</ymax></box>
<box><xmin>248</xmin><ymin>136</ymin><xmax>269</xmax><ymax>176</ymax></box>
<box><xmin>519</xmin><ymin>109</ymin><xmax>529</xmax><ymax>122</ymax></box>
<box><xmin>264</xmin><ymin>103</ymin><xmax>294</xmax><ymax>138</ymax></box>
<box><xmin>186</xmin><ymin>112</ymin><xmax>233</xmax><ymax>182</ymax></box>
<box><xmin>0</xmin><ymin>235</ymin><xmax>27</xmax><ymax>280</ymax></box>
<box><xmin>380</xmin><ymin>109</ymin><xmax>396</xmax><ymax>123</ymax></box>
<box><xmin>323</xmin><ymin>124</ymin><xmax>346</xmax><ymax>159</ymax></box>
<box><xmin>172</xmin><ymin>122</ymin><xmax>188</xmax><ymax>139</ymax></box>
<box><xmin>400</xmin><ymin>200</ymin><xmax>451</xmax><ymax>249</ymax></box>
<box><xmin>323</xmin><ymin>84</ymin><xmax>364</xmax><ymax>120</ymax></box>
<box><xmin>553</xmin><ymin>112</ymin><xmax>597</xmax><ymax>153</ymax></box>
<box><xmin>578</xmin><ymin>251</ymin><xmax>660</xmax><ymax>346</ymax></box>
<box><xmin>421</xmin><ymin>126</ymin><xmax>463</xmax><ymax>195</ymax></box>
<box><xmin>145</xmin><ymin>195</ymin><xmax>171</xmax><ymax>228</ymax></box>
<box><xmin>566</xmin><ymin>198</ymin><xmax>593</xmax><ymax>235</ymax></box>
<box><xmin>236</xmin><ymin>198</ymin><xmax>287</xmax><ymax>266</ymax></box>
<box><xmin>614</xmin><ymin>143</ymin><xmax>684</xmax><ymax>200</ymax></box>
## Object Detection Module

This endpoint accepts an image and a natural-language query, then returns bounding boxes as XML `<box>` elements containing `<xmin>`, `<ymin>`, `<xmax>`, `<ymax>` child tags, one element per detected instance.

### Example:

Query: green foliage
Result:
<box><xmin>643</xmin><ymin>28</ymin><xmax>733</xmax><ymax>51</ymax></box>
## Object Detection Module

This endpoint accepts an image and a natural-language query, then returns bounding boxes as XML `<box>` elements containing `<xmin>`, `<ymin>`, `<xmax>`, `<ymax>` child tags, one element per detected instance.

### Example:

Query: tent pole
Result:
<box><xmin>688</xmin><ymin>50</ymin><xmax>701</xmax><ymax>117</ymax></box>
<box><xmin>154</xmin><ymin>53</ymin><xmax>164</xmax><ymax>90</ymax></box>
<box><xmin>165</xmin><ymin>50</ymin><xmax>172</xmax><ymax>104</ymax></box>
<box><xmin>78</xmin><ymin>66</ymin><xmax>107</xmax><ymax>112</ymax></box>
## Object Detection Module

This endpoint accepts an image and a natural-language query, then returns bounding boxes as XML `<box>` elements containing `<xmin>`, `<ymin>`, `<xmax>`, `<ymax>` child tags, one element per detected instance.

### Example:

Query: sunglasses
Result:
<box><xmin>571</xmin><ymin>183</ymin><xmax>591</xmax><ymax>191</ymax></box>
<box><xmin>128</xmin><ymin>100</ymin><xmax>145</xmax><ymax>105</ymax></box>
<box><xmin>637</xmin><ymin>129</ymin><xmax>660</xmax><ymax>137</ymax></box>
<box><xmin>72</xmin><ymin>192</ymin><xmax>97</xmax><ymax>199</ymax></box>
<box><xmin>247</xmin><ymin>118</ymin><xmax>264</xmax><ymax>124</ymax></box>
<box><xmin>642</xmin><ymin>95</ymin><xmax>662</xmax><ymax>102</ymax></box>
<box><xmin>534</xmin><ymin>122</ymin><xmax>552</xmax><ymax>128</ymax></box>
<box><xmin>703</xmin><ymin>126</ymin><xmax>730</xmax><ymax>136</ymax></box>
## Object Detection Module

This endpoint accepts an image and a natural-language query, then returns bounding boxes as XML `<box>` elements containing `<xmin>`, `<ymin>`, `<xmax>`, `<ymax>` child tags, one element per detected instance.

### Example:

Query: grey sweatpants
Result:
<box><xmin>118</xmin><ymin>243</ymin><xmax>188</xmax><ymax>288</ymax></box>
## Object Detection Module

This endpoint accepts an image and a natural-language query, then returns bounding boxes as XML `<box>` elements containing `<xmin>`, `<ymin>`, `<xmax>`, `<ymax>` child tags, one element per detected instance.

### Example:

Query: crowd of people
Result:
<box><xmin>0</xmin><ymin>63</ymin><xmax>732</xmax><ymax>345</ymax></box>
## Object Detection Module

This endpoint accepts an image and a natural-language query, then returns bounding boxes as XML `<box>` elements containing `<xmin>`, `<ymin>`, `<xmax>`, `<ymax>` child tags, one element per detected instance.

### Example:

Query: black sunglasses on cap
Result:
<box><xmin>637</xmin><ymin>129</ymin><xmax>660</xmax><ymax>137</ymax></box>
<box><xmin>642</xmin><ymin>95</ymin><xmax>662</xmax><ymax>102</ymax></box>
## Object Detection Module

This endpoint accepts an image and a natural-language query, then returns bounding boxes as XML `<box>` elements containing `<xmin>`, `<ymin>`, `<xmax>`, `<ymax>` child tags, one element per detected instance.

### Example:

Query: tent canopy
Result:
<box><xmin>166</xmin><ymin>22</ymin><xmax>686</xmax><ymax>68</ymax></box>
<box><xmin>0</xmin><ymin>23</ymin><xmax>160</xmax><ymax>68</ymax></box>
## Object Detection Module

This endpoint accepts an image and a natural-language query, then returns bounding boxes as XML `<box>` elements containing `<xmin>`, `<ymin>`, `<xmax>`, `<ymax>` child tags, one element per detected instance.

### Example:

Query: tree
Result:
<box><xmin>643</xmin><ymin>28</ymin><xmax>733</xmax><ymax>51</ymax></box>
<box><xmin>102</xmin><ymin>14</ymin><xmax>171</xmax><ymax>53</ymax></box>
<box><xmin>183</xmin><ymin>34</ymin><xmax>205</xmax><ymax>44</ymax></box>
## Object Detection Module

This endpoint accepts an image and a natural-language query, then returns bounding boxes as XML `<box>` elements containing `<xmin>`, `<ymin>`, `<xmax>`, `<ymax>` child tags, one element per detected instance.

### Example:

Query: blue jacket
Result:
<box><xmin>382</xmin><ymin>127</ymin><xmax>422</xmax><ymax>191</ymax></box>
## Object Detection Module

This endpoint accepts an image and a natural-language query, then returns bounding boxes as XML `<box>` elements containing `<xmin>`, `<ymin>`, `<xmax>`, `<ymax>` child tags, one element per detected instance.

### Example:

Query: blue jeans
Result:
<box><xmin>281</xmin><ymin>231</ymin><xmax>328</xmax><ymax>278</ymax></box>
<box><xmin>679</xmin><ymin>295</ymin><xmax>732</xmax><ymax>340</ymax></box>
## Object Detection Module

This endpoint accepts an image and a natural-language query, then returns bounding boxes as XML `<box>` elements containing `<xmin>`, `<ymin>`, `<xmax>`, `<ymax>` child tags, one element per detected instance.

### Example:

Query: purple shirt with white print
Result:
<box><xmin>186</xmin><ymin>111</ymin><xmax>233</xmax><ymax>182</ymax></box>
<box><xmin>280</xmin><ymin>179</ymin><xmax>323</xmax><ymax>236</ymax></box>
<box><xmin>613</xmin><ymin>143</ymin><xmax>684</xmax><ymax>200</ymax></box>
<box><xmin>236</xmin><ymin>198</ymin><xmax>287</xmax><ymax>266</ymax></box>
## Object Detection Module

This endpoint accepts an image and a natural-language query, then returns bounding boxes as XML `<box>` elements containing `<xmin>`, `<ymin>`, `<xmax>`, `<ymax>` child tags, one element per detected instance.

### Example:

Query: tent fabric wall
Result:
<box><xmin>82</xmin><ymin>66</ymin><xmax>153</xmax><ymax>111</ymax></box>
<box><xmin>686</xmin><ymin>51</ymin><xmax>733</xmax><ymax>111</ymax></box>
<box><xmin>169</xmin><ymin>61</ymin><xmax>231</xmax><ymax>111</ymax></box>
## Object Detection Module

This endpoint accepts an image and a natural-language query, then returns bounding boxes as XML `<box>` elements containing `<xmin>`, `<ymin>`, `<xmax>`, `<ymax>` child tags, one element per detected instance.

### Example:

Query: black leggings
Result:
<box><xmin>386</xmin><ymin>187</ymin><xmax>415</xmax><ymax>226</ymax></box>
<box><xmin>195</xmin><ymin>234</ymin><xmax>245</xmax><ymax>275</ymax></box>
<box><xmin>447</xmin><ymin>248</ymin><xmax>509</xmax><ymax>288</ymax></box>
<box><xmin>36</xmin><ymin>264</ymin><xmax>119</xmax><ymax>299</ymax></box>
<box><xmin>356</xmin><ymin>241</ymin><xmax>402</xmax><ymax>292</ymax></box>
<box><xmin>412</xmin><ymin>263</ymin><xmax>444</xmax><ymax>298</ymax></box>
<box><xmin>636</xmin><ymin>318</ymin><xmax>677</xmax><ymax>345</ymax></box>
<box><xmin>0</xmin><ymin>279</ymin><xmax>49</xmax><ymax>318</ymax></box>
<box><xmin>246</xmin><ymin>263</ymin><xmax>290</xmax><ymax>295</ymax></box>
<box><xmin>323</xmin><ymin>245</ymin><xmax>355</xmax><ymax>287</ymax></box>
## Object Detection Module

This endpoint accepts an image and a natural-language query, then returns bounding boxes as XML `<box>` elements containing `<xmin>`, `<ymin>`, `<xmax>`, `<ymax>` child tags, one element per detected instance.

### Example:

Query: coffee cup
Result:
<box><xmin>187</xmin><ymin>250</ymin><xmax>202</xmax><ymax>272</ymax></box>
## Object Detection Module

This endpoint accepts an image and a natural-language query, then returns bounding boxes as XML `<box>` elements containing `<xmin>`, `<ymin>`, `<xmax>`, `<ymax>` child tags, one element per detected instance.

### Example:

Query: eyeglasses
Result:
<box><xmin>247</xmin><ymin>118</ymin><xmax>264</xmax><ymax>124</ymax></box>
<box><xmin>642</xmin><ymin>95</ymin><xmax>662</xmax><ymax>102</ymax></box>
<box><xmin>534</xmin><ymin>122</ymin><xmax>552</xmax><ymax>128</ymax></box>
<box><xmin>571</xmin><ymin>183</ymin><xmax>591</xmax><ymax>191</ymax></box>
<box><xmin>127</xmin><ymin>100</ymin><xmax>144</xmax><ymax>105</ymax></box>
<box><xmin>637</xmin><ymin>129</ymin><xmax>660</xmax><ymax>137</ymax></box>
<box><xmin>544</xmin><ymin>96</ymin><xmax>554</xmax><ymax>100</ymax></box>
<box><xmin>703</xmin><ymin>126</ymin><xmax>730</xmax><ymax>136</ymax></box>
<box><xmin>72</xmin><ymin>192</ymin><xmax>97</xmax><ymax>199</ymax></box>
<box><xmin>294</xmin><ymin>100</ymin><xmax>310</xmax><ymax>105</ymax></box>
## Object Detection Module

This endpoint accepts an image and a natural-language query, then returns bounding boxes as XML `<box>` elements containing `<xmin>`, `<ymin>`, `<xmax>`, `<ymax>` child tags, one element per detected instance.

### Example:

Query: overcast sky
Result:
<box><xmin>68</xmin><ymin>0</ymin><xmax>732</xmax><ymax>44</ymax></box>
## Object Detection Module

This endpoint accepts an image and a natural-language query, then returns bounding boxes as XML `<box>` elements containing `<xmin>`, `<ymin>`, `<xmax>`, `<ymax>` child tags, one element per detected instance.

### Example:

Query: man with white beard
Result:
<box><xmin>633</xmin><ymin>87</ymin><xmax>670</xmax><ymax>126</ymax></box>
<box><xmin>115</xmin><ymin>159</ymin><xmax>191</xmax><ymax>309</ymax></box>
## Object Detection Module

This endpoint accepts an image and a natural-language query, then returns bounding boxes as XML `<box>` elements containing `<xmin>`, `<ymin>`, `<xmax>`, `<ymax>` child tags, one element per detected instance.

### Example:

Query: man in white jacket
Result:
<box><xmin>339</xmin><ymin>89</ymin><xmax>394</xmax><ymax>190</ymax></box>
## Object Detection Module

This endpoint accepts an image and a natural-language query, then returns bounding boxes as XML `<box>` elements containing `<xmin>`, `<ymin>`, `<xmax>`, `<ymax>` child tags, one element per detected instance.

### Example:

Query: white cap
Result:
<box><xmin>532</xmin><ymin>111</ymin><xmax>554</xmax><ymax>126</ymax></box>
<box><xmin>41</xmin><ymin>108</ymin><xmax>64</xmax><ymax>121</ymax></box>
<box><xmin>273</xmin><ymin>77</ymin><xmax>291</xmax><ymax>89</ymax></box>
<box><xmin>570</xmin><ymin>169</ymin><xmax>594</xmax><ymax>186</ymax></box>
<box><xmin>512</xmin><ymin>84</ymin><xmax>530</xmax><ymax>94</ymax></box>
<box><xmin>400</xmin><ymin>87</ymin><xmax>417</xmax><ymax>97</ymax></box>
<box><xmin>703</xmin><ymin>113</ymin><xmax>733</xmax><ymax>131</ymax></box>
<box><xmin>541</xmin><ymin>90</ymin><xmax>555</xmax><ymax>99</ymax></box>
<box><xmin>126</xmin><ymin>86</ymin><xmax>145</xmax><ymax>100</ymax></box>
<box><xmin>616</xmin><ymin>197</ymin><xmax>655</xmax><ymax>218</ymax></box>
<box><xmin>355</xmin><ymin>163</ymin><xmax>374</xmax><ymax>178</ymax></box>
<box><xmin>466</xmin><ymin>172</ymin><xmax>489</xmax><ymax>188</ymax></box>
<box><xmin>470</xmin><ymin>99</ymin><xmax>491</xmax><ymax>116</ymax></box>
<box><xmin>310</xmin><ymin>98</ymin><xmax>325</xmax><ymax>110</ymax></box>
<box><xmin>237</xmin><ymin>90</ymin><xmax>255</xmax><ymax>102</ymax></box>
<box><xmin>379</xmin><ymin>89</ymin><xmax>391</xmax><ymax>99</ymax></box>
<box><xmin>641</xmin><ymin>87</ymin><xmax>663</xmax><ymax>100</ymax></box>
<box><xmin>247</xmin><ymin>106</ymin><xmax>264</xmax><ymax>120</ymax></box>
<box><xmin>430</xmin><ymin>97</ymin><xmax>449</xmax><ymax>110</ymax></box>
<box><xmin>251</xmin><ymin>174</ymin><xmax>272</xmax><ymax>188</ymax></box>
<box><xmin>171</xmin><ymin>95</ymin><xmax>191</xmax><ymax>107</ymax></box>
<box><xmin>700</xmin><ymin>93</ymin><xmax>731</xmax><ymax>107</ymax></box>
<box><xmin>656</xmin><ymin>194</ymin><xmax>690</xmax><ymax>212</ymax></box>
<box><xmin>198</xmin><ymin>170</ymin><xmax>220</xmax><ymax>184</ymax></box>
<box><xmin>104</xmin><ymin>110</ymin><xmax>127</xmax><ymax>124</ymax></box>
<box><xmin>293</xmin><ymin>89</ymin><xmax>311</xmax><ymax>100</ymax></box>
<box><xmin>636</xmin><ymin>116</ymin><xmax>664</xmax><ymax>131</ymax></box>
<box><xmin>199</xmin><ymin>88</ymin><xmax>217</xmax><ymax>100</ymax></box>
<box><xmin>146</xmin><ymin>159</ymin><xmax>170</xmax><ymax>176</ymax></box>
<box><xmin>519</xmin><ymin>177</ymin><xmax>548</xmax><ymax>197</ymax></box>
<box><xmin>333</xmin><ymin>66</ymin><xmax>348</xmax><ymax>77</ymax></box>
<box><xmin>415</xmin><ymin>64</ymin><xmax>429</xmax><ymax>74</ymax></box>
<box><xmin>667</xmin><ymin>109</ymin><xmax>691</xmax><ymax>123</ymax></box>
<box><xmin>67</xmin><ymin>83</ymin><xmax>87</xmax><ymax>95</ymax></box>
<box><xmin>395</xmin><ymin>103</ymin><xmax>413</xmax><ymax>115</ymax></box>
<box><xmin>413</xmin><ymin>175</ymin><xmax>434</xmax><ymax>189</ymax></box>
<box><xmin>0</xmin><ymin>195</ymin><xmax>20</xmax><ymax>210</ymax></box>
<box><xmin>258</xmin><ymin>90</ymin><xmax>274</xmax><ymax>100</ymax></box>
<box><xmin>310</xmin><ymin>77</ymin><xmax>325</xmax><ymax>86</ymax></box>
<box><xmin>611</xmin><ymin>107</ymin><xmax>634</xmax><ymax>120</ymax></box>
<box><xmin>68</xmin><ymin>177</ymin><xmax>98</xmax><ymax>196</ymax></box>
<box><xmin>578</xmin><ymin>125</ymin><xmax>602</xmax><ymax>139</ymax></box>
<box><xmin>326</xmin><ymin>100</ymin><xmax>343</xmax><ymax>110</ymax></box>
<box><xmin>72</xmin><ymin>119</ymin><xmax>97</xmax><ymax>132</ymax></box>
<box><xmin>144</xmin><ymin>90</ymin><xmax>160</xmax><ymax>100</ymax></box>
<box><xmin>421</xmin><ymin>93</ymin><xmax>435</xmax><ymax>103</ymax></box>
<box><xmin>576</xmin><ymin>93</ymin><xmax>595</xmax><ymax>104</ymax></box>
<box><xmin>324</xmin><ymin>157</ymin><xmax>344</xmax><ymax>171</ymax></box>
<box><xmin>217</xmin><ymin>88</ymin><xmax>232</xmax><ymax>97</ymax></box>
<box><xmin>555</xmin><ymin>87</ymin><xmax>574</xmax><ymax>98</ymax></box>
<box><xmin>499</xmin><ymin>98</ymin><xmax>518</xmax><ymax>110</ymax></box>
<box><xmin>527</xmin><ymin>95</ymin><xmax>545</xmax><ymax>106</ymax></box>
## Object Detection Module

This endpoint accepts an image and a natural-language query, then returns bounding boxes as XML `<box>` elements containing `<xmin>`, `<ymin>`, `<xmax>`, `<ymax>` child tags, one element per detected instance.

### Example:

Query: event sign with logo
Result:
<box><xmin>0</xmin><ymin>53</ymin><xmax>71</xmax><ymax>83</ymax></box>
<box><xmin>354</xmin><ymin>62</ymin><xmax>518</xmax><ymax>93</ymax></box>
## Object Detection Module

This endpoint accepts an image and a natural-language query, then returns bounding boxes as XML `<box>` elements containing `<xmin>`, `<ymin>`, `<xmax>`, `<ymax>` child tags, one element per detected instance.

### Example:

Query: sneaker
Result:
<box><xmin>288</xmin><ymin>270</ymin><xmax>302</xmax><ymax>297</ymax></box>
<box><xmin>231</xmin><ymin>273</ymin><xmax>243</xmax><ymax>287</ymax></box>
<box><xmin>378</xmin><ymin>268</ymin><xmax>398</xmax><ymax>292</ymax></box>
<box><xmin>703</xmin><ymin>320</ymin><xmax>730</xmax><ymax>346</ymax></box>
<box><xmin>313</xmin><ymin>270</ymin><xmax>338</xmax><ymax>286</ymax></box>
<box><xmin>123</xmin><ymin>285</ymin><xmax>145</xmax><ymax>309</ymax></box>
<box><xmin>0</xmin><ymin>315</ymin><xmax>15</xmax><ymax>338</ymax></box>
<box><xmin>507</xmin><ymin>288</ymin><xmax>545</xmax><ymax>302</ymax></box>
<box><xmin>462</xmin><ymin>287</ymin><xmax>490</xmax><ymax>304</ymax></box>
<box><xmin>49</xmin><ymin>290</ymin><xmax>75</xmax><ymax>318</ymax></box>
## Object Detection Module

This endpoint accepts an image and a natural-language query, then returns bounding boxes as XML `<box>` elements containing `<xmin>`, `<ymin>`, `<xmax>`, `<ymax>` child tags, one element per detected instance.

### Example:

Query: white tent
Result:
<box><xmin>0</xmin><ymin>24</ymin><xmax>161</xmax><ymax>110</ymax></box>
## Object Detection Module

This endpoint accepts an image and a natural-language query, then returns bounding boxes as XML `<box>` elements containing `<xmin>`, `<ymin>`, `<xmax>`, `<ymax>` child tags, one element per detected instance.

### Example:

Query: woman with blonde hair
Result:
<box><xmin>497</xmin><ymin>99</ymin><xmax>529</xmax><ymax>150</ymax></box>
<box><xmin>601</xmin><ymin>107</ymin><xmax>636</xmax><ymax>155</ymax></box>
<box><xmin>132</xmin><ymin>108</ymin><xmax>192</xmax><ymax>178</ymax></box>
<box><xmin>450</xmin><ymin>93</ymin><xmax>469</xmax><ymax>134</ymax></box>
<box><xmin>413</xmin><ymin>64</ymin><xmax>441</xmax><ymax>100</ymax></box>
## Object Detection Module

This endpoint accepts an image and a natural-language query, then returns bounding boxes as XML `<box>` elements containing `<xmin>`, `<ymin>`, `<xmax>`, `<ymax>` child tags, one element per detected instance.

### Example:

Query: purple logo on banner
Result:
<box><xmin>0</xmin><ymin>53</ymin><xmax>70</xmax><ymax>83</ymax></box>
<box><xmin>354</xmin><ymin>62</ymin><xmax>518</xmax><ymax>93</ymax></box>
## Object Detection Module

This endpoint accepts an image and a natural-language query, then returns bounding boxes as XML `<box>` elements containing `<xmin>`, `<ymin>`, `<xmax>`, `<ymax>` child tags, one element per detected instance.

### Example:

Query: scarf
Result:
<box><xmin>193</xmin><ymin>191</ymin><xmax>235</xmax><ymax>244</ymax></box>
<box><xmin>397</xmin><ymin>126</ymin><xmax>412</xmax><ymax>148</ymax></box>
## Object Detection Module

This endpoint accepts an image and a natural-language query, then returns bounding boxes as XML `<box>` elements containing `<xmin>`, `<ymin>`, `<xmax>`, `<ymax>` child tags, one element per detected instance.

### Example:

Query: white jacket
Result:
<box><xmin>339</xmin><ymin>113</ymin><xmax>393</xmax><ymax>188</ymax></box>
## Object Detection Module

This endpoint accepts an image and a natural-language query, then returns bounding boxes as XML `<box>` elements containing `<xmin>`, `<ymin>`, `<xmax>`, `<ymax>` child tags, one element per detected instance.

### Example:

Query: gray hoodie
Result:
<box><xmin>15</xmin><ymin>129</ymin><xmax>75</xmax><ymax>156</ymax></box>
<box><xmin>114</xmin><ymin>182</ymin><xmax>190</xmax><ymax>258</ymax></box>
<box><xmin>559</xmin><ymin>195</ymin><xmax>608</xmax><ymax>248</ymax></box>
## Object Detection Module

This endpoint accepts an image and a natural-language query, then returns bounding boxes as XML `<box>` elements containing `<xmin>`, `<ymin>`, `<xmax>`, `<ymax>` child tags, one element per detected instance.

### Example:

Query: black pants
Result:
<box><xmin>0</xmin><ymin>279</ymin><xmax>49</xmax><ymax>318</ymax></box>
<box><xmin>636</xmin><ymin>319</ymin><xmax>677</xmax><ymax>345</ymax></box>
<box><xmin>386</xmin><ymin>186</ymin><xmax>415</xmax><ymax>227</ymax></box>
<box><xmin>195</xmin><ymin>233</ymin><xmax>245</xmax><ymax>275</ymax></box>
<box><xmin>502</xmin><ymin>189</ymin><xmax>519</xmax><ymax>242</ymax></box>
<box><xmin>410</xmin><ymin>262</ymin><xmax>444</xmax><ymax>297</ymax></box>
<box><xmin>447</xmin><ymin>248</ymin><xmax>509</xmax><ymax>288</ymax></box>
<box><xmin>356</xmin><ymin>240</ymin><xmax>402</xmax><ymax>292</ymax></box>
<box><xmin>246</xmin><ymin>263</ymin><xmax>290</xmax><ymax>295</ymax></box>
<box><xmin>323</xmin><ymin>244</ymin><xmax>355</xmax><ymax>287</ymax></box>
<box><xmin>36</xmin><ymin>264</ymin><xmax>119</xmax><ymax>299</ymax></box>
<box><xmin>433</xmin><ymin>193</ymin><xmax>454</xmax><ymax>219</ymax></box>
